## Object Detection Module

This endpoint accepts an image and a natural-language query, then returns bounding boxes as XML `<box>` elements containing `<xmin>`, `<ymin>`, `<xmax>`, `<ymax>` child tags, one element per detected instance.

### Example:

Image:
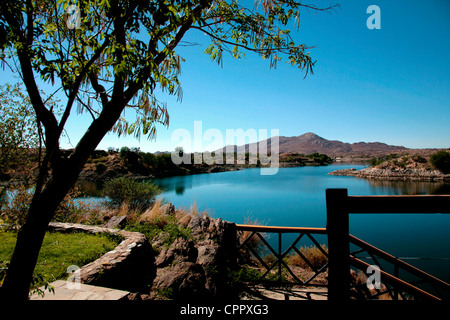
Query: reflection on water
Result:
<box><xmin>76</xmin><ymin>180</ymin><xmax>106</xmax><ymax>197</ymax></box>
<box><xmin>76</xmin><ymin>166</ymin><xmax>450</xmax><ymax>198</ymax></box>
<box><xmin>365</xmin><ymin>179</ymin><xmax>448</xmax><ymax>195</ymax></box>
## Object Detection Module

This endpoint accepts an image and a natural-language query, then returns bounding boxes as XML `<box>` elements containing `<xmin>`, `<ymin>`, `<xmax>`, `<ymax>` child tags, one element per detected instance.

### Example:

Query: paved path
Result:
<box><xmin>30</xmin><ymin>280</ymin><xmax>130</xmax><ymax>300</ymax></box>
<box><xmin>31</xmin><ymin>281</ymin><xmax>327</xmax><ymax>301</ymax></box>
<box><xmin>240</xmin><ymin>285</ymin><xmax>328</xmax><ymax>300</ymax></box>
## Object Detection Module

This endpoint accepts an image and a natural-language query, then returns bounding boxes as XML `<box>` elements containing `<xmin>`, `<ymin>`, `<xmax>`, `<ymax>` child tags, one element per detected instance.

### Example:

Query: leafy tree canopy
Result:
<box><xmin>0</xmin><ymin>0</ymin><xmax>336</xmax><ymax>146</ymax></box>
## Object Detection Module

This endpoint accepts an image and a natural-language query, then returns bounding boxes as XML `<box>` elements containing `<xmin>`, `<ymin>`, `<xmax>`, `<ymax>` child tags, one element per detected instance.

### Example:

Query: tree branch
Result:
<box><xmin>76</xmin><ymin>94</ymin><xmax>98</xmax><ymax>121</ymax></box>
<box><xmin>124</xmin><ymin>2</ymin><xmax>212</xmax><ymax>102</ymax></box>
<box><xmin>88</xmin><ymin>72</ymin><xmax>109</xmax><ymax>106</ymax></box>
<box><xmin>57</xmin><ymin>36</ymin><xmax>111</xmax><ymax>138</ymax></box>
<box><xmin>192</xmin><ymin>25</ymin><xmax>310</xmax><ymax>54</ymax></box>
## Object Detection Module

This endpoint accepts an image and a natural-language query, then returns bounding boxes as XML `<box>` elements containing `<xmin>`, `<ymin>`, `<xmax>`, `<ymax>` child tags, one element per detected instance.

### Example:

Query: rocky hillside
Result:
<box><xmin>217</xmin><ymin>132</ymin><xmax>408</xmax><ymax>157</ymax></box>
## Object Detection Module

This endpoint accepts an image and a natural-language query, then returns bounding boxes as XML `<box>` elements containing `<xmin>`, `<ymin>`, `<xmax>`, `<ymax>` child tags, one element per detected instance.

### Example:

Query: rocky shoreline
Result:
<box><xmin>329</xmin><ymin>151</ymin><xmax>450</xmax><ymax>182</ymax></box>
<box><xmin>329</xmin><ymin>167</ymin><xmax>450</xmax><ymax>182</ymax></box>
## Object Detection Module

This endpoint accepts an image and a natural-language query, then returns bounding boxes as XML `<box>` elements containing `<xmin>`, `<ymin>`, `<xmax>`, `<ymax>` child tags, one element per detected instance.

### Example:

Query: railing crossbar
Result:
<box><xmin>282</xmin><ymin>233</ymin><xmax>305</xmax><ymax>255</ymax></box>
<box><xmin>238</xmin><ymin>231</ymin><xmax>257</xmax><ymax>250</ymax></box>
<box><xmin>256</xmin><ymin>232</ymin><xmax>278</xmax><ymax>258</ymax></box>
<box><xmin>306</xmin><ymin>233</ymin><xmax>329</xmax><ymax>258</ymax></box>
<box><xmin>351</xmin><ymin>255</ymin><xmax>441</xmax><ymax>301</ymax></box>
<box><xmin>247</xmin><ymin>243</ymin><xmax>270</xmax><ymax>271</ymax></box>
<box><xmin>292</xmin><ymin>246</ymin><xmax>318</xmax><ymax>274</ymax></box>
<box><xmin>349</xmin><ymin>234</ymin><xmax>450</xmax><ymax>291</ymax></box>
<box><xmin>304</xmin><ymin>262</ymin><xmax>329</xmax><ymax>285</ymax></box>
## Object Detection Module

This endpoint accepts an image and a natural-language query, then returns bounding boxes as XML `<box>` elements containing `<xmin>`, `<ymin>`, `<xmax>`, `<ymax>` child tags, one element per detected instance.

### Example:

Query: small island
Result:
<box><xmin>329</xmin><ymin>150</ymin><xmax>450</xmax><ymax>182</ymax></box>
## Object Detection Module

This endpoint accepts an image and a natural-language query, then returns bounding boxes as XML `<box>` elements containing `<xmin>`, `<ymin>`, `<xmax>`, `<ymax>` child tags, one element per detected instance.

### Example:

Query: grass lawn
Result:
<box><xmin>0</xmin><ymin>230</ymin><xmax>121</xmax><ymax>286</ymax></box>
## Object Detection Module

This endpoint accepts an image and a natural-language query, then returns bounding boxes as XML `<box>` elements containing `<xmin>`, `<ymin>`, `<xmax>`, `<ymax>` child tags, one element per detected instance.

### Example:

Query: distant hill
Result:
<box><xmin>216</xmin><ymin>132</ymin><xmax>408</xmax><ymax>156</ymax></box>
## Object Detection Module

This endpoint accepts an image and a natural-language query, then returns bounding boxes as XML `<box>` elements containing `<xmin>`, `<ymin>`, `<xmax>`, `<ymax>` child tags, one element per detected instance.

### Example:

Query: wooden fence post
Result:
<box><xmin>326</xmin><ymin>188</ymin><xmax>350</xmax><ymax>301</ymax></box>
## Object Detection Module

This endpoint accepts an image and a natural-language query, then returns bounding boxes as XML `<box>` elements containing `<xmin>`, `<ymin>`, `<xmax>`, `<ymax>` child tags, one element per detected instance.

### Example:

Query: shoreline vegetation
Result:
<box><xmin>1</xmin><ymin>147</ymin><xmax>449</xmax><ymax>187</ymax></box>
<box><xmin>0</xmin><ymin>148</ymin><xmax>334</xmax><ymax>185</ymax></box>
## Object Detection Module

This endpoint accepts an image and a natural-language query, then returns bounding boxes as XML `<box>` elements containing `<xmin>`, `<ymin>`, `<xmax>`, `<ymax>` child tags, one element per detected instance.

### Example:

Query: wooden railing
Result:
<box><xmin>326</xmin><ymin>188</ymin><xmax>450</xmax><ymax>301</ymax></box>
<box><xmin>236</xmin><ymin>225</ymin><xmax>328</xmax><ymax>286</ymax></box>
<box><xmin>233</xmin><ymin>190</ymin><xmax>449</xmax><ymax>300</ymax></box>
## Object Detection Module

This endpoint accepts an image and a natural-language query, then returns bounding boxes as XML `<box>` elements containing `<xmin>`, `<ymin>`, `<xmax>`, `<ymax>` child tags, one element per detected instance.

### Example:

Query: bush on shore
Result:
<box><xmin>102</xmin><ymin>177</ymin><xmax>162</xmax><ymax>212</ymax></box>
<box><xmin>430</xmin><ymin>150</ymin><xmax>450</xmax><ymax>174</ymax></box>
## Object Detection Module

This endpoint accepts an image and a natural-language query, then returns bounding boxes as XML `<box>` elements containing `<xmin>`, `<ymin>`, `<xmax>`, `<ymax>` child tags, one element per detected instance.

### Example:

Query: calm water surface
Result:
<box><xmin>151</xmin><ymin>164</ymin><xmax>450</xmax><ymax>282</ymax></box>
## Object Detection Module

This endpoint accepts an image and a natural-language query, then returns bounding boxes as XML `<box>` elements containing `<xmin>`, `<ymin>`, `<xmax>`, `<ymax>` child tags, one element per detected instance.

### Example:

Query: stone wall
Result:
<box><xmin>48</xmin><ymin>222</ymin><xmax>156</xmax><ymax>293</ymax></box>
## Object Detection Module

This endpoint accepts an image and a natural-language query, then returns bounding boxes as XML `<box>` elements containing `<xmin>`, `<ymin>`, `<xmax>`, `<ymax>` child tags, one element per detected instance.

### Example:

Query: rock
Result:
<box><xmin>153</xmin><ymin>262</ymin><xmax>208</xmax><ymax>299</ymax></box>
<box><xmin>188</xmin><ymin>215</ymin><xmax>225</xmax><ymax>241</ymax></box>
<box><xmin>155</xmin><ymin>238</ymin><xmax>198</xmax><ymax>268</ymax></box>
<box><xmin>80</xmin><ymin>232</ymin><xmax>156</xmax><ymax>293</ymax></box>
<box><xmin>178</xmin><ymin>213</ymin><xmax>192</xmax><ymax>227</ymax></box>
<box><xmin>195</xmin><ymin>241</ymin><xmax>223</xmax><ymax>295</ymax></box>
<box><xmin>187</xmin><ymin>215</ymin><xmax>239</xmax><ymax>298</ymax></box>
<box><xmin>103</xmin><ymin>215</ymin><xmax>127</xmax><ymax>229</ymax></box>
<box><xmin>148</xmin><ymin>215</ymin><xmax>239</xmax><ymax>299</ymax></box>
<box><xmin>159</xmin><ymin>203</ymin><xmax>175</xmax><ymax>216</ymax></box>
<box><xmin>196</xmin><ymin>242</ymin><xmax>219</xmax><ymax>266</ymax></box>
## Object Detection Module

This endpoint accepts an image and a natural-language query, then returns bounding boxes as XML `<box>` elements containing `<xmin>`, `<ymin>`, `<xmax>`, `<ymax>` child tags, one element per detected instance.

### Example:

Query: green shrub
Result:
<box><xmin>93</xmin><ymin>156</ymin><xmax>109</xmax><ymax>164</ymax></box>
<box><xmin>141</xmin><ymin>152</ymin><xmax>157</xmax><ymax>168</ymax></box>
<box><xmin>430</xmin><ymin>150</ymin><xmax>450</xmax><ymax>174</ymax></box>
<box><xmin>0</xmin><ymin>184</ymin><xmax>33</xmax><ymax>230</ymax></box>
<box><xmin>125</xmin><ymin>217</ymin><xmax>192</xmax><ymax>248</ymax></box>
<box><xmin>369</xmin><ymin>157</ymin><xmax>384</xmax><ymax>166</ymax></box>
<box><xmin>307</xmin><ymin>153</ymin><xmax>332</xmax><ymax>165</ymax></box>
<box><xmin>119</xmin><ymin>146</ymin><xmax>131</xmax><ymax>158</ymax></box>
<box><xmin>155</xmin><ymin>153</ymin><xmax>176</xmax><ymax>170</ymax></box>
<box><xmin>103</xmin><ymin>177</ymin><xmax>161</xmax><ymax>211</ymax></box>
<box><xmin>412</xmin><ymin>154</ymin><xmax>427</xmax><ymax>163</ymax></box>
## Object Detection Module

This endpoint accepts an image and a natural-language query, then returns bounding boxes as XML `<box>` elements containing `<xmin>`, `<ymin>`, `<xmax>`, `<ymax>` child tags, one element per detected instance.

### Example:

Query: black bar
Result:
<box><xmin>278</xmin><ymin>232</ymin><xmax>282</xmax><ymax>284</ymax></box>
<box><xmin>347</xmin><ymin>195</ymin><xmax>450</xmax><ymax>213</ymax></box>
<box><xmin>326</xmin><ymin>188</ymin><xmax>350</xmax><ymax>301</ymax></box>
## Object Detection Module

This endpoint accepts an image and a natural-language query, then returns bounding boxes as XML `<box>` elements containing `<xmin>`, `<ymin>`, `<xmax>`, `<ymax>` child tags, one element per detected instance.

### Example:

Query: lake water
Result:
<box><xmin>151</xmin><ymin>164</ymin><xmax>450</xmax><ymax>283</ymax></box>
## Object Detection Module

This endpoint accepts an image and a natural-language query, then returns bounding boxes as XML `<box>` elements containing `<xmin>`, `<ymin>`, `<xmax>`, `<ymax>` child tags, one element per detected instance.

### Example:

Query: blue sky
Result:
<box><xmin>2</xmin><ymin>0</ymin><xmax>450</xmax><ymax>152</ymax></box>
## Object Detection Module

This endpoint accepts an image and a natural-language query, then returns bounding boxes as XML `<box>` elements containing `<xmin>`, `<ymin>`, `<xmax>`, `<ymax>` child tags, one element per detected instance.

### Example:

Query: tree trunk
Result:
<box><xmin>1</xmin><ymin>168</ymin><xmax>79</xmax><ymax>300</ymax></box>
<box><xmin>1</xmin><ymin>100</ymin><xmax>126</xmax><ymax>301</ymax></box>
<box><xmin>1</xmin><ymin>206</ymin><xmax>51</xmax><ymax>300</ymax></box>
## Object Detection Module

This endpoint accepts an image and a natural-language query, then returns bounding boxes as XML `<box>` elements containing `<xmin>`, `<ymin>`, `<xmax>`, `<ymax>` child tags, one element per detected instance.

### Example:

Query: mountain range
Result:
<box><xmin>216</xmin><ymin>132</ymin><xmax>408</xmax><ymax>156</ymax></box>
